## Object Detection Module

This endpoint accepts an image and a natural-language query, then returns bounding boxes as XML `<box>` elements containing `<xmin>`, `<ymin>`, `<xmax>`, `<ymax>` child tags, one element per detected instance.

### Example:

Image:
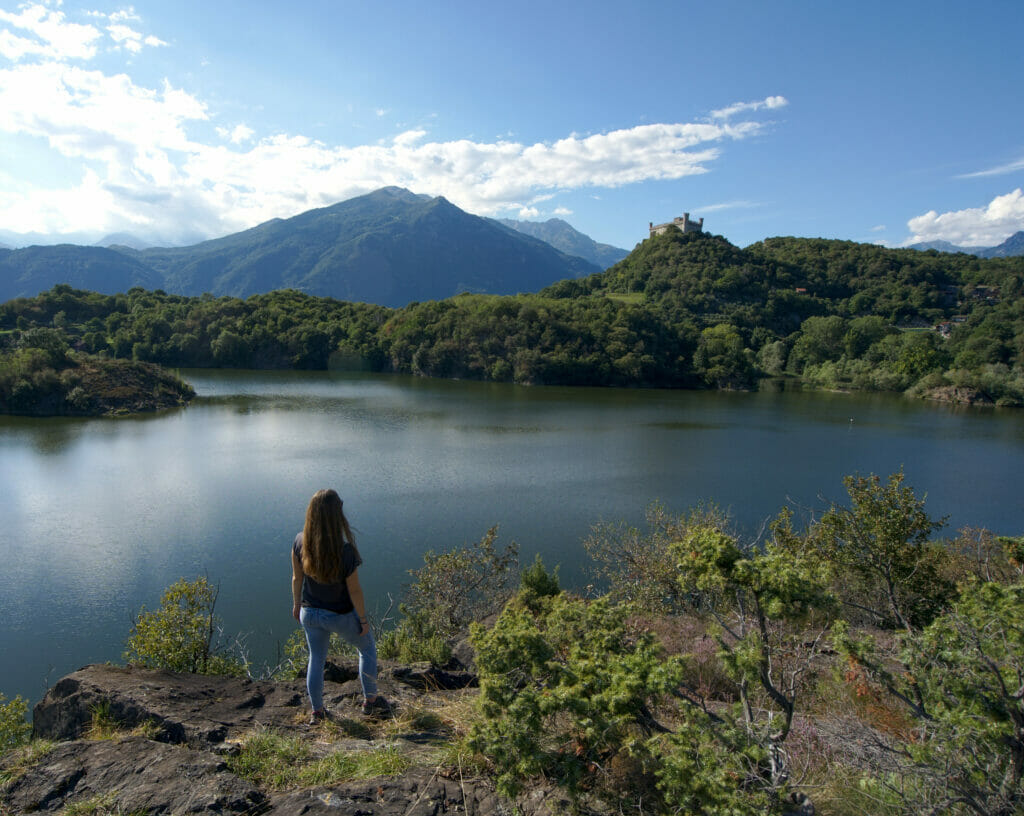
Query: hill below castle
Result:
<box><xmin>3</xmin><ymin>229</ymin><xmax>1023</xmax><ymax>405</ymax></box>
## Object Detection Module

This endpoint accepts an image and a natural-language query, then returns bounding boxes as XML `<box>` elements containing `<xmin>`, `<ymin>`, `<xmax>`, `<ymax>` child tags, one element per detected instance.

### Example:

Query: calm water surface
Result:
<box><xmin>2</xmin><ymin>370</ymin><xmax>1023</xmax><ymax>703</ymax></box>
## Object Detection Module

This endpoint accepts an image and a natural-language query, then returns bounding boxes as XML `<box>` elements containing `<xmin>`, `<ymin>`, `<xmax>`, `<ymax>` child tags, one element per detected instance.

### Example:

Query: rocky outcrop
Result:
<box><xmin>31</xmin><ymin>664</ymin><xmax>312</xmax><ymax>747</ymax></box>
<box><xmin>3</xmin><ymin>661</ymin><xmax>523</xmax><ymax>816</ymax></box>
<box><xmin>4</xmin><ymin>737</ymin><xmax>266</xmax><ymax>814</ymax></box>
<box><xmin>921</xmin><ymin>385</ymin><xmax>995</xmax><ymax>406</ymax></box>
<box><xmin>267</xmin><ymin>770</ymin><xmax>511</xmax><ymax>816</ymax></box>
<box><xmin>4</xmin><ymin>740</ymin><xmax>513</xmax><ymax>816</ymax></box>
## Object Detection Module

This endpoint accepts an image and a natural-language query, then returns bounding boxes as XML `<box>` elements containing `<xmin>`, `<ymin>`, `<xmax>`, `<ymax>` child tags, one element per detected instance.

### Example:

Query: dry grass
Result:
<box><xmin>225</xmin><ymin>726</ymin><xmax>413</xmax><ymax>791</ymax></box>
<box><xmin>55</xmin><ymin>791</ymin><xmax>148</xmax><ymax>816</ymax></box>
<box><xmin>82</xmin><ymin>702</ymin><xmax>161</xmax><ymax>742</ymax></box>
<box><xmin>0</xmin><ymin>739</ymin><xmax>55</xmax><ymax>796</ymax></box>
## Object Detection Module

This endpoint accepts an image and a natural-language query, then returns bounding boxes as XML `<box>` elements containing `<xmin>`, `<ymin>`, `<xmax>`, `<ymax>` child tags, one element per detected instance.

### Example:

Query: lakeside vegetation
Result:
<box><xmin>2</xmin><ymin>471</ymin><xmax>1021</xmax><ymax>814</ymax></box>
<box><xmin>0</xmin><ymin>325</ymin><xmax>194</xmax><ymax>416</ymax></box>
<box><xmin>1</xmin><ymin>230</ymin><xmax>1023</xmax><ymax>413</ymax></box>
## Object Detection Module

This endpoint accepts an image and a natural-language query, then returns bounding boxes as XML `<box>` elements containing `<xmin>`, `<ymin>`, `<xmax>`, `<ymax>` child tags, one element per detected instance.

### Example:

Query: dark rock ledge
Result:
<box><xmin>2</xmin><ymin>662</ymin><xmax>559</xmax><ymax>816</ymax></box>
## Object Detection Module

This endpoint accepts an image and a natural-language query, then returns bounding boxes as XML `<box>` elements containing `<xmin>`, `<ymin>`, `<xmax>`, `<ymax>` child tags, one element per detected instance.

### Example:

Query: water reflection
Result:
<box><xmin>1</xmin><ymin>370</ymin><xmax>1023</xmax><ymax>705</ymax></box>
<box><xmin>0</xmin><ymin>407</ymin><xmax>188</xmax><ymax>454</ymax></box>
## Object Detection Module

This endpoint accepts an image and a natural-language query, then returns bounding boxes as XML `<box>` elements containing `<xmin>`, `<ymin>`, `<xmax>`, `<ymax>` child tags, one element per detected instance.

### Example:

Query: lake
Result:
<box><xmin>2</xmin><ymin>370</ymin><xmax>1023</xmax><ymax>704</ymax></box>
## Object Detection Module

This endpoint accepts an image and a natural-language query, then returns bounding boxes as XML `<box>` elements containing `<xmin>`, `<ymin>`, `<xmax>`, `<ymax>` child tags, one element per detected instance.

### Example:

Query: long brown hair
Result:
<box><xmin>302</xmin><ymin>489</ymin><xmax>358</xmax><ymax>583</ymax></box>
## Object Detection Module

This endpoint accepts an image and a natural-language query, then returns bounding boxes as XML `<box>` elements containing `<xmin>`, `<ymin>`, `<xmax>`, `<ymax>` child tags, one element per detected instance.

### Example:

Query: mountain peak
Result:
<box><xmin>985</xmin><ymin>230</ymin><xmax>1024</xmax><ymax>258</ymax></box>
<box><xmin>369</xmin><ymin>186</ymin><xmax>430</xmax><ymax>203</ymax></box>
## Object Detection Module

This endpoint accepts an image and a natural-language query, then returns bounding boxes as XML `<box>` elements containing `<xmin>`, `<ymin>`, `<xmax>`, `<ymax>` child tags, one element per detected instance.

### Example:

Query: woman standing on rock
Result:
<box><xmin>291</xmin><ymin>488</ymin><xmax>389</xmax><ymax>723</ymax></box>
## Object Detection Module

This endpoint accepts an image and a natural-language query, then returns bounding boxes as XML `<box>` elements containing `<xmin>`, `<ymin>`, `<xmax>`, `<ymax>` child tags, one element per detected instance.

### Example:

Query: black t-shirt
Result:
<box><xmin>293</xmin><ymin>533</ymin><xmax>363</xmax><ymax>614</ymax></box>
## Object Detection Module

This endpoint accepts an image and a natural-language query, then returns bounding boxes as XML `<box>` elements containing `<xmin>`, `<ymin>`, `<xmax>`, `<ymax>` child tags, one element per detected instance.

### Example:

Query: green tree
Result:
<box><xmin>757</xmin><ymin>339</ymin><xmax>789</xmax><ymax>375</ymax></box>
<box><xmin>18</xmin><ymin>327</ymin><xmax>69</xmax><ymax>368</ymax></box>
<box><xmin>472</xmin><ymin>511</ymin><xmax>836</xmax><ymax>814</ymax></box>
<box><xmin>660</xmin><ymin>518</ymin><xmax>837</xmax><ymax>811</ymax></box>
<box><xmin>694</xmin><ymin>323</ymin><xmax>754</xmax><ymax>388</ymax></box>
<box><xmin>0</xmin><ymin>693</ymin><xmax>31</xmax><ymax>754</ymax></box>
<box><xmin>816</xmin><ymin>470</ymin><xmax>952</xmax><ymax>630</ymax></box>
<box><xmin>211</xmin><ymin>329</ymin><xmax>250</xmax><ymax>367</ymax></box>
<box><xmin>844</xmin><ymin>315</ymin><xmax>890</xmax><ymax>358</ymax></box>
<box><xmin>788</xmin><ymin>315</ymin><xmax>847</xmax><ymax>371</ymax></box>
<box><xmin>124</xmin><ymin>577</ymin><xmax>246</xmax><ymax>675</ymax></box>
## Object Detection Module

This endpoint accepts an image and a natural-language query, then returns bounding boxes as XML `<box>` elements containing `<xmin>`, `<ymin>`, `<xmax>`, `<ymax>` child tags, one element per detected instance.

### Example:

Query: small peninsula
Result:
<box><xmin>0</xmin><ymin>329</ymin><xmax>194</xmax><ymax>417</ymax></box>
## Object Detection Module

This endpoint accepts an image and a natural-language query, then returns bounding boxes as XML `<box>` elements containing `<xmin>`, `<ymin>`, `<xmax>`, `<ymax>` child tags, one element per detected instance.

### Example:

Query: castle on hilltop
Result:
<box><xmin>649</xmin><ymin>212</ymin><xmax>703</xmax><ymax>237</ymax></box>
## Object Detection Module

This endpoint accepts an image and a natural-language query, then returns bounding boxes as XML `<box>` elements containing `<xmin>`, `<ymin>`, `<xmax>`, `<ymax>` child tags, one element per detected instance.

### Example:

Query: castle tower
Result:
<box><xmin>649</xmin><ymin>212</ymin><xmax>704</xmax><ymax>237</ymax></box>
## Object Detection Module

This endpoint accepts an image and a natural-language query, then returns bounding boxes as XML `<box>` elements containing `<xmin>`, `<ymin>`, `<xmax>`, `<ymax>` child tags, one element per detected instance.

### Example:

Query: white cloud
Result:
<box><xmin>0</xmin><ymin>63</ymin><xmax>207</xmax><ymax>158</ymax></box>
<box><xmin>871</xmin><ymin>224</ymin><xmax>886</xmax><ymax>232</ymax></box>
<box><xmin>711</xmin><ymin>95</ymin><xmax>788</xmax><ymax>120</ymax></box>
<box><xmin>107</xmin><ymin>22</ymin><xmax>166</xmax><ymax>53</ymax></box>
<box><xmin>0</xmin><ymin>2</ymin><xmax>164</xmax><ymax>61</ymax></box>
<box><xmin>958</xmin><ymin>156</ymin><xmax>1024</xmax><ymax>179</ymax></box>
<box><xmin>109</xmin><ymin>8</ymin><xmax>141</xmax><ymax>24</ymax></box>
<box><xmin>906</xmin><ymin>189</ymin><xmax>1024</xmax><ymax>246</ymax></box>
<box><xmin>217</xmin><ymin>123</ymin><xmax>254</xmax><ymax>144</ymax></box>
<box><xmin>695</xmin><ymin>200</ymin><xmax>759</xmax><ymax>213</ymax></box>
<box><xmin>0</xmin><ymin>11</ymin><xmax>788</xmax><ymax>243</ymax></box>
<box><xmin>0</xmin><ymin>2</ymin><xmax>101</xmax><ymax>60</ymax></box>
<box><xmin>553</xmin><ymin>206</ymin><xmax>572</xmax><ymax>216</ymax></box>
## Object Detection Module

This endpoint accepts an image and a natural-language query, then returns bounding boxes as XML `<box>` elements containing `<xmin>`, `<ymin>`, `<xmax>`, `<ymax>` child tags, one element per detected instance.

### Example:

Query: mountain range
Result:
<box><xmin>0</xmin><ymin>245</ymin><xmax>162</xmax><ymax>298</ymax></box>
<box><xmin>5</xmin><ymin>186</ymin><xmax>1022</xmax><ymax>310</ymax></box>
<box><xmin>0</xmin><ymin>188</ymin><xmax>600</xmax><ymax>307</ymax></box>
<box><xmin>495</xmin><ymin>217</ymin><xmax>629</xmax><ymax>269</ymax></box>
<box><xmin>908</xmin><ymin>230</ymin><xmax>1024</xmax><ymax>258</ymax></box>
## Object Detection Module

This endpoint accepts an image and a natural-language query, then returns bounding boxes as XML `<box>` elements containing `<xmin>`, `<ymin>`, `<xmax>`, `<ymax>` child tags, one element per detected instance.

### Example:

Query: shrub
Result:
<box><xmin>945</xmin><ymin>526</ymin><xmax>1024</xmax><ymax>585</ymax></box>
<box><xmin>379</xmin><ymin>527</ymin><xmax>518</xmax><ymax>664</ymax></box>
<box><xmin>662</xmin><ymin>517</ymin><xmax>838</xmax><ymax>812</ymax></box>
<box><xmin>815</xmin><ymin>470</ymin><xmax>952</xmax><ymax>631</ymax></box>
<box><xmin>124</xmin><ymin>576</ymin><xmax>246</xmax><ymax>676</ymax></box>
<box><xmin>0</xmin><ymin>693</ymin><xmax>30</xmax><ymax>755</ymax></box>
<box><xmin>584</xmin><ymin>501</ymin><xmax>730</xmax><ymax>614</ymax></box>
<box><xmin>518</xmin><ymin>554</ymin><xmax>560</xmax><ymax>605</ymax></box>
<box><xmin>376</xmin><ymin>609</ymin><xmax>453</xmax><ymax>665</ymax></box>
<box><xmin>469</xmin><ymin>590</ymin><xmax>681</xmax><ymax>807</ymax></box>
<box><xmin>837</xmin><ymin>580</ymin><xmax>1024</xmax><ymax>815</ymax></box>
<box><xmin>655</xmin><ymin>714</ymin><xmax>780</xmax><ymax>815</ymax></box>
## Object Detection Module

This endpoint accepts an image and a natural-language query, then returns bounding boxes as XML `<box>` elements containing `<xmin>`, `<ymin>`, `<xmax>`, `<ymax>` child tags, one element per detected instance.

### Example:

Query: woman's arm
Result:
<box><xmin>345</xmin><ymin>568</ymin><xmax>370</xmax><ymax>636</ymax></box>
<box><xmin>291</xmin><ymin>549</ymin><xmax>304</xmax><ymax>621</ymax></box>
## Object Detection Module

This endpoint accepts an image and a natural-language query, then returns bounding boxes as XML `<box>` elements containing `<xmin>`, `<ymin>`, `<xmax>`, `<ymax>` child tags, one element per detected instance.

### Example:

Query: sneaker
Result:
<box><xmin>307</xmin><ymin>709</ymin><xmax>327</xmax><ymax>726</ymax></box>
<box><xmin>361</xmin><ymin>696</ymin><xmax>391</xmax><ymax>717</ymax></box>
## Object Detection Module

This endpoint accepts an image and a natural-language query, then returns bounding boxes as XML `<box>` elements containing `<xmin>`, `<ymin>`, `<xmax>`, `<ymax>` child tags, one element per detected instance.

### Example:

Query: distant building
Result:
<box><xmin>649</xmin><ymin>212</ymin><xmax>704</xmax><ymax>237</ymax></box>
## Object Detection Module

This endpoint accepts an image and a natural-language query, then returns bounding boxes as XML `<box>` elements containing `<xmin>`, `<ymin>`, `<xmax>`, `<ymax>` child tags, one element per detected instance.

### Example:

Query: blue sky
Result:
<box><xmin>1</xmin><ymin>0</ymin><xmax>1023</xmax><ymax>251</ymax></box>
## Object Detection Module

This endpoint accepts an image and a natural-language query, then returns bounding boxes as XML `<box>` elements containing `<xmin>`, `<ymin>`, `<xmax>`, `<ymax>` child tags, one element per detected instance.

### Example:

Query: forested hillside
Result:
<box><xmin>0</xmin><ymin>244</ymin><xmax>161</xmax><ymax>298</ymax></box>
<box><xmin>2</xmin><ymin>229</ymin><xmax>1023</xmax><ymax>406</ymax></box>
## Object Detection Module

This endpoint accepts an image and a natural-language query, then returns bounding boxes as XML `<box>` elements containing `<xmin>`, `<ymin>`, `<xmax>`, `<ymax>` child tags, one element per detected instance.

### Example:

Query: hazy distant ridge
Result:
<box><xmin>495</xmin><ymin>217</ymin><xmax>629</xmax><ymax>269</ymax></box>
<box><xmin>909</xmin><ymin>230</ymin><xmax>1024</xmax><ymax>258</ymax></box>
<box><xmin>0</xmin><ymin>245</ymin><xmax>161</xmax><ymax>299</ymax></box>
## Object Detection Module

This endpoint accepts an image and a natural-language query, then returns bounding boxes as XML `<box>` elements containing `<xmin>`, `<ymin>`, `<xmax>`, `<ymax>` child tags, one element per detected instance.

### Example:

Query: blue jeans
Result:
<box><xmin>299</xmin><ymin>606</ymin><xmax>378</xmax><ymax>711</ymax></box>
